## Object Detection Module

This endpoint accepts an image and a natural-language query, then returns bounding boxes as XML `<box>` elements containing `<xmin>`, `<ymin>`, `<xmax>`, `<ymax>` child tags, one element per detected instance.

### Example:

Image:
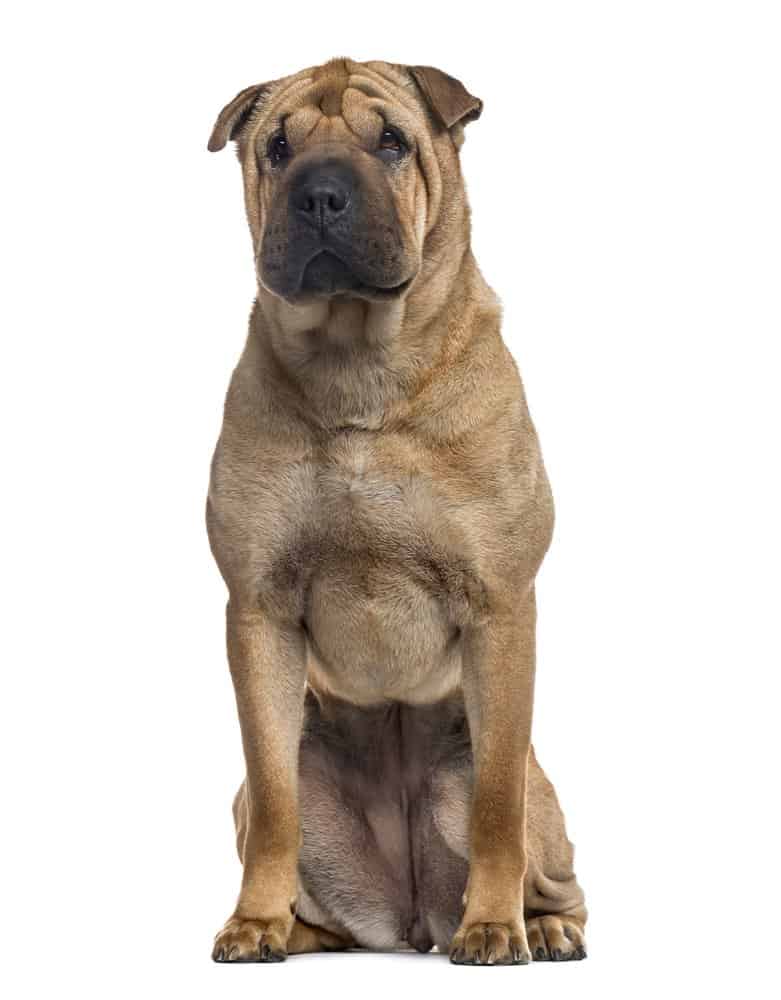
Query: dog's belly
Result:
<box><xmin>305</xmin><ymin>559</ymin><xmax>462</xmax><ymax>705</ymax></box>
<box><xmin>296</xmin><ymin>692</ymin><xmax>472</xmax><ymax>951</ymax></box>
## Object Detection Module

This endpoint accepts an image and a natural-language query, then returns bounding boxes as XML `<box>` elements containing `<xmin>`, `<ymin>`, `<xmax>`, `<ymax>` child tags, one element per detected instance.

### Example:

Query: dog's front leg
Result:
<box><xmin>212</xmin><ymin>603</ymin><xmax>307</xmax><ymax>963</ymax></box>
<box><xmin>450</xmin><ymin>588</ymin><xmax>537</xmax><ymax>966</ymax></box>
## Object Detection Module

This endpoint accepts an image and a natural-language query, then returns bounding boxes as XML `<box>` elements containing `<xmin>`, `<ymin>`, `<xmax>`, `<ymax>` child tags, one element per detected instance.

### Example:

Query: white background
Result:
<box><xmin>2</xmin><ymin>2</ymin><xmax>779</xmax><ymax>997</ymax></box>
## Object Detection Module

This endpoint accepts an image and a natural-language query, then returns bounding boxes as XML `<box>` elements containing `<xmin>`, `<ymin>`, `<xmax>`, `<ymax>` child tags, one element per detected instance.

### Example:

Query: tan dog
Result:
<box><xmin>206</xmin><ymin>57</ymin><xmax>586</xmax><ymax>966</ymax></box>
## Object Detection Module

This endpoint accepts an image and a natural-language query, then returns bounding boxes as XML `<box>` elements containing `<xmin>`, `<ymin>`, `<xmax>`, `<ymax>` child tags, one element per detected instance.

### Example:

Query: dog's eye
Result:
<box><xmin>377</xmin><ymin>127</ymin><xmax>407</xmax><ymax>162</ymax></box>
<box><xmin>267</xmin><ymin>133</ymin><xmax>292</xmax><ymax>166</ymax></box>
<box><xmin>379</xmin><ymin>128</ymin><xmax>401</xmax><ymax>150</ymax></box>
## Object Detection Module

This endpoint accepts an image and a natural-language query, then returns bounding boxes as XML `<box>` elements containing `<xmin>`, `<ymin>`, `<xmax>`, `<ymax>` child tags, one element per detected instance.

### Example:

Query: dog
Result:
<box><xmin>206</xmin><ymin>57</ymin><xmax>586</xmax><ymax>965</ymax></box>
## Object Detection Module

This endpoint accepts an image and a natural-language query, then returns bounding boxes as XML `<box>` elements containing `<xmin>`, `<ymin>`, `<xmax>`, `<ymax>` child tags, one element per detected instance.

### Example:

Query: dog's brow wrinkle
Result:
<box><xmin>356</xmin><ymin>66</ymin><xmax>420</xmax><ymax>111</ymax></box>
<box><xmin>347</xmin><ymin>75</ymin><xmax>390</xmax><ymax>100</ymax></box>
<box><xmin>299</xmin><ymin>114</ymin><xmax>322</xmax><ymax>144</ymax></box>
<box><xmin>342</xmin><ymin>113</ymin><xmax>367</xmax><ymax>144</ymax></box>
<box><xmin>340</xmin><ymin>94</ymin><xmax>382</xmax><ymax>143</ymax></box>
<box><xmin>256</xmin><ymin>74</ymin><xmax>314</xmax><ymax>130</ymax></box>
<box><xmin>349</xmin><ymin>72</ymin><xmax>408</xmax><ymax>109</ymax></box>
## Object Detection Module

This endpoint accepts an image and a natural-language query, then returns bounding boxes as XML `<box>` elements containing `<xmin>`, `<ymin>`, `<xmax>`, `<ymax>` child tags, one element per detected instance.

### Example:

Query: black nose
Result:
<box><xmin>291</xmin><ymin>162</ymin><xmax>352</xmax><ymax>227</ymax></box>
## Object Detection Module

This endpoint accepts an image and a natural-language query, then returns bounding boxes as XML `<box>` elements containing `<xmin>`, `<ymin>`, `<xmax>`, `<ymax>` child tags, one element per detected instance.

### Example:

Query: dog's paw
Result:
<box><xmin>527</xmin><ymin>915</ymin><xmax>587</xmax><ymax>962</ymax></box>
<box><xmin>449</xmin><ymin>921</ymin><xmax>531</xmax><ymax>966</ymax></box>
<box><xmin>212</xmin><ymin>916</ymin><xmax>288</xmax><ymax>963</ymax></box>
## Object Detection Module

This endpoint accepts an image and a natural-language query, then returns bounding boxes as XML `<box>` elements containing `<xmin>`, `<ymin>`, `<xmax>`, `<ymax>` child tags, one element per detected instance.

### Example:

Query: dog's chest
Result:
<box><xmin>275</xmin><ymin>430</ymin><xmax>484</xmax><ymax>703</ymax></box>
<box><xmin>314</xmin><ymin>431</ymin><xmax>422</xmax><ymax>533</ymax></box>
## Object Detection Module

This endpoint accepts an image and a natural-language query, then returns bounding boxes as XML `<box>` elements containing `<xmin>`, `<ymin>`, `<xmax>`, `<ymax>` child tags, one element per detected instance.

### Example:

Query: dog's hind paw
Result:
<box><xmin>526</xmin><ymin>914</ymin><xmax>587</xmax><ymax>961</ymax></box>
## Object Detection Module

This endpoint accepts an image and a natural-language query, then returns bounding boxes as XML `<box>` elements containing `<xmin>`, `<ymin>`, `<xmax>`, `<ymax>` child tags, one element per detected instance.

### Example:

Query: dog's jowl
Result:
<box><xmin>206</xmin><ymin>58</ymin><xmax>586</xmax><ymax>966</ymax></box>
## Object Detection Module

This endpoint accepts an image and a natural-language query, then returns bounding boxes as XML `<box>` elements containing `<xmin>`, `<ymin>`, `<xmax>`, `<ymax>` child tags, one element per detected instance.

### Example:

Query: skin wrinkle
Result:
<box><xmin>243</xmin><ymin>76</ymin><xmax>314</xmax><ymax>158</ymax></box>
<box><xmin>207</xmin><ymin>58</ymin><xmax>586</xmax><ymax>967</ymax></box>
<box><xmin>259</xmin><ymin>70</ymin><xmax>440</xmax><ymax>238</ymax></box>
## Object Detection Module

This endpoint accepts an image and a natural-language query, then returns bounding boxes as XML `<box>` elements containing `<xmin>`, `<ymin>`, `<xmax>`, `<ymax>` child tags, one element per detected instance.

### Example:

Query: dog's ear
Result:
<box><xmin>208</xmin><ymin>82</ymin><xmax>271</xmax><ymax>152</ymax></box>
<box><xmin>409</xmin><ymin>65</ymin><xmax>483</xmax><ymax>131</ymax></box>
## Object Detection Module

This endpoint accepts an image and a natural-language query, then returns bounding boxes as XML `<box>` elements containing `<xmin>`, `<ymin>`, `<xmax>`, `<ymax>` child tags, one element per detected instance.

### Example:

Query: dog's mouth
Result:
<box><xmin>298</xmin><ymin>250</ymin><xmax>414</xmax><ymax>302</ymax></box>
<box><xmin>301</xmin><ymin>251</ymin><xmax>357</xmax><ymax>295</ymax></box>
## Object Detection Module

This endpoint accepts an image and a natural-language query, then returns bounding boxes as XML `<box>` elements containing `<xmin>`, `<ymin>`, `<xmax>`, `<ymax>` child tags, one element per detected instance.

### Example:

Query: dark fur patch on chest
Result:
<box><xmin>267</xmin><ymin>526</ymin><xmax>488</xmax><ymax>631</ymax></box>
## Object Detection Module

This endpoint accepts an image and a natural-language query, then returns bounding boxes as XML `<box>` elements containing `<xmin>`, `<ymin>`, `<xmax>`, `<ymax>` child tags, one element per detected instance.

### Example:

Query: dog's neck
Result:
<box><xmin>253</xmin><ymin>240</ymin><xmax>490</xmax><ymax>432</ymax></box>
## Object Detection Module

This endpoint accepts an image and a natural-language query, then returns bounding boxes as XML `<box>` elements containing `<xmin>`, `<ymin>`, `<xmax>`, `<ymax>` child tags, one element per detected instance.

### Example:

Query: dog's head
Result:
<box><xmin>208</xmin><ymin>59</ymin><xmax>481</xmax><ymax>305</ymax></box>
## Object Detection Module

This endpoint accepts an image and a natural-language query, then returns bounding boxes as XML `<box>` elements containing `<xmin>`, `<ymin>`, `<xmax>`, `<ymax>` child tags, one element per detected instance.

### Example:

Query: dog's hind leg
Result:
<box><xmin>421</xmin><ymin>741</ymin><xmax>587</xmax><ymax>960</ymax></box>
<box><xmin>232</xmin><ymin>772</ymin><xmax>383</xmax><ymax>953</ymax></box>
<box><xmin>286</xmin><ymin>918</ymin><xmax>354</xmax><ymax>954</ymax></box>
<box><xmin>522</xmin><ymin>747</ymin><xmax>587</xmax><ymax>961</ymax></box>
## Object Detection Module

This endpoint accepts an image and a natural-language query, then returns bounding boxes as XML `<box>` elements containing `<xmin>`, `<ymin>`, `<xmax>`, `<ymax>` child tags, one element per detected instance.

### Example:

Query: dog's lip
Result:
<box><xmin>297</xmin><ymin>249</ymin><xmax>416</xmax><ymax>301</ymax></box>
<box><xmin>361</xmin><ymin>273</ymin><xmax>415</xmax><ymax>298</ymax></box>
<box><xmin>322</xmin><ymin>272</ymin><xmax>416</xmax><ymax>303</ymax></box>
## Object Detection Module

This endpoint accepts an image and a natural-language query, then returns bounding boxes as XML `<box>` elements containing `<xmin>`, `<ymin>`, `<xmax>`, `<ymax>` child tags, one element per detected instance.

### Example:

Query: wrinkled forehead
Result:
<box><xmin>254</xmin><ymin>59</ymin><xmax>426</xmax><ymax>150</ymax></box>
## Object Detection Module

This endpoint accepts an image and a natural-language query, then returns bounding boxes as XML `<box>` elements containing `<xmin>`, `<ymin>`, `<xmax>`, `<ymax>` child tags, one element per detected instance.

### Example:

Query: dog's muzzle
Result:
<box><xmin>260</xmin><ymin>154</ymin><xmax>415</xmax><ymax>302</ymax></box>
